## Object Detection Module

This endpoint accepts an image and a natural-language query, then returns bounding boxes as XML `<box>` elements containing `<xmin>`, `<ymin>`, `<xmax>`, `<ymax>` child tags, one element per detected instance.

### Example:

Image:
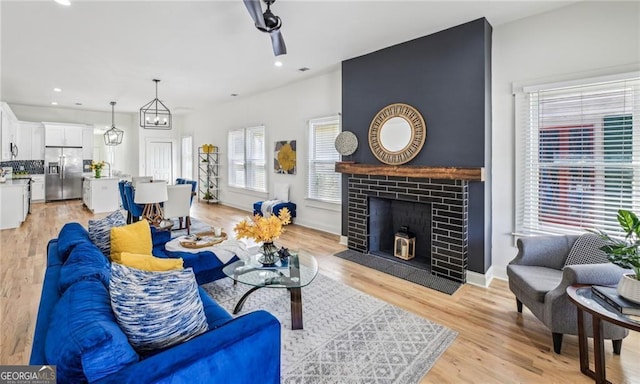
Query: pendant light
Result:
<box><xmin>104</xmin><ymin>101</ymin><xmax>124</xmax><ymax>146</ymax></box>
<box><xmin>140</xmin><ymin>79</ymin><xmax>172</xmax><ymax>129</ymax></box>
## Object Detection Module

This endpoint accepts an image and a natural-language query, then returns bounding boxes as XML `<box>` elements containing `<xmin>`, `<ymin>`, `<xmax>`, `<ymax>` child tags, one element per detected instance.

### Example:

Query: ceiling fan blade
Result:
<box><xmin>242</xmin><ymin>0</ymin><xmax>266</xmax><ymax>29</ymax></box>
<box><xmin>270</xmin><ymin>29</ymin><xmax>287</xmax><ymax>56</ymax></box>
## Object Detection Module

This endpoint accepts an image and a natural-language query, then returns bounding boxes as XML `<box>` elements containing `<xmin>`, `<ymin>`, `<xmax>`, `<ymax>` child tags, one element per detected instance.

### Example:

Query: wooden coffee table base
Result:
<box><xmin>232</xmin><ymin>285</ymin><xmax>304</xmax><ymax>330</ymax></box>
<box><xmin>576</xmin><ymin>306</ymin><xmax>610</xmax><ymax>384</ymax></box>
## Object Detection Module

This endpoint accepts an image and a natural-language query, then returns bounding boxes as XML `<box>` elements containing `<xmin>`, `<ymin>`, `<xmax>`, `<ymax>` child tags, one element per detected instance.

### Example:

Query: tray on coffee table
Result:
<box><xmin>179</xmin><ymin>231</ymin><xmax>227</xmax><ymax>249</ymax></box>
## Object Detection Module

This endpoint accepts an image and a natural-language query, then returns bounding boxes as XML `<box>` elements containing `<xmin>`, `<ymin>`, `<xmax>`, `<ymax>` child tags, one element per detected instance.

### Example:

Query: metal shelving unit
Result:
<box><xmin>198</xmin><ymin>147</ymin><xmax>219</xmax><ymax>203</ymax></box>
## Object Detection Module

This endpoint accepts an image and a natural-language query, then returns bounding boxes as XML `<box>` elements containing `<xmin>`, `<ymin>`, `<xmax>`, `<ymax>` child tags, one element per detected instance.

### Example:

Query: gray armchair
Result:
<box><xmin>507</xmin><ymin>234</ymin><xmax>629</xmax><ymax>354</ymax></box>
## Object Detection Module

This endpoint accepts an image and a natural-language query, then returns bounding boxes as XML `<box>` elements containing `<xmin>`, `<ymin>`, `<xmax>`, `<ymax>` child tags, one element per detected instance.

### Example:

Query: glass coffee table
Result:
<box><xmin>222</xmin><ymin>251</ymin><xmax>318</xmax><ymax>330</ymax></box>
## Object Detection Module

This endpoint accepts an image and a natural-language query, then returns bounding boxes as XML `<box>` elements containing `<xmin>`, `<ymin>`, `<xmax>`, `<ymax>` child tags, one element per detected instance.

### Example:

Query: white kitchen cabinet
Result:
<box><xmin>16</xmin><ymin>121</ymin><xmax>44</xmax><ymax>160</ymax></box>
<box><xmin>31</xmin><ymin>124</ymin><xmax>45</xmax><ymax>160</ymax></box>
<box><xmin>44</xmin><ymin>123</ymin><xmax>84</xmax><ymax>147</ymax></box>
<box><xmin>31</xmin><ymin>175</ymin><xmax>45</xmax><ymax>202</ymax></box>
<box><xmin>83</xmin><ymin>177</ymin><xmax>119</xmax><ymax>214</ymax></box>
<box><xmin>15</xmin><ymin>123</ymin><xmax>31</xmax><ymax>160</ymax></box>
<box><xmin>1</xmin><ymin>102</ymin><xmax>18</xmax><ymax>161</ymax></box>
<box><xmin>0</xmin><ymin>179</ymin><xmax>29</xmax><ymax>229</ymax></box>
<box><xmin>82</xmin><ymin>126</ymin><xmax>93</xmax><ymax>159</ymax></box>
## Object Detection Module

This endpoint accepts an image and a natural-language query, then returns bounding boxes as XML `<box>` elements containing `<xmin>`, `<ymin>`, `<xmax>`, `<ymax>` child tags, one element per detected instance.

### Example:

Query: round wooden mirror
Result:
<box><xmin>368</xmin><ymin>103</ymin><xmax>426</xmax><ymax>165</ymax></box>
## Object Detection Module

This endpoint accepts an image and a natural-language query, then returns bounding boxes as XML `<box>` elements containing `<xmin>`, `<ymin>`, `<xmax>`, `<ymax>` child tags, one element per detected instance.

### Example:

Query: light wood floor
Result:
<box><xmin>1</xmin><ymin>200</ymin><xmax>639</xmax><ymax>383</ymax></box>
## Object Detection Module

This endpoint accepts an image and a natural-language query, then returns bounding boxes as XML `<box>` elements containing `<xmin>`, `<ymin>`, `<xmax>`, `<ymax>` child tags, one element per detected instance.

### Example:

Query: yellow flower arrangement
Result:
<box><xmin>89</xmin><ymin>160</ymin><xmax>106</xmax><ymax>171</ymax></box>
<box><xmin>234</xmin><ymin>207</ymin><xmax>292</xmax><ymax>243</ymax></box>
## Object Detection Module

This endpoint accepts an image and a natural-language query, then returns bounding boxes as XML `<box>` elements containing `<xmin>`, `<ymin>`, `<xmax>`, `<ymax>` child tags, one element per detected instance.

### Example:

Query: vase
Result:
<box><xmin>259</xmin><ymin>242</ymin><xmax>279</xmax><ymax>266</ymax></box>
<box><xmin>94</xmin><ymin>169</ymin><xmax>101</xmax><ymax>179</ymax></box>
<box><xmin>617</xmin><ymin>274</ymin><xmax>640</xmax><ymax>304</ymax></box>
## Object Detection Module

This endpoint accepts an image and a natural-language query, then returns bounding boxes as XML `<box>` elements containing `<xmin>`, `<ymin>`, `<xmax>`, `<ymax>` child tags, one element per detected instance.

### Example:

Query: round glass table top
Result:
<box><xmin>222</xmin><ymin>251</ymin><xmax>318</xmax><ymax>289</ymax></box>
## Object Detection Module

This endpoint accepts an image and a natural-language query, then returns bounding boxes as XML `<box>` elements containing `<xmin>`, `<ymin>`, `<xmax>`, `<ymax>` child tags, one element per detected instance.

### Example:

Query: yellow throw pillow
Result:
<box><xmin>115</xmin><ymin>252</ymin><xmax>183</xmax><ymax>272</ymax></box>
<box><xmin>110</xmin><ymin>220</ymin><xmax>152</xmax><ymax>260</ymax></box>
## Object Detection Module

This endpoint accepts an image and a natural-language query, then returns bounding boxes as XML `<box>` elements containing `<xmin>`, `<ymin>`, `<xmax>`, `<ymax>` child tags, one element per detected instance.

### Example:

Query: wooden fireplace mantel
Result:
<box><xmin>335</xmin><ymin>162</ymin><xmax>485</xmax><ymax>181</ymax></box>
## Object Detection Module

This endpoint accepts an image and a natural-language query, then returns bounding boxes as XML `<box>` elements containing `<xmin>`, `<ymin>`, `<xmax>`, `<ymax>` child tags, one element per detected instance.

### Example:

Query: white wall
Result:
<box><xmin>491</xmin><ymin>1</ymin><xmax>640</xmax><ymax>280</ymax></box>
<box><xmin>185</xmin><ymin>71</ymin><xmax>342</xmax><ymax>234</ymax></box>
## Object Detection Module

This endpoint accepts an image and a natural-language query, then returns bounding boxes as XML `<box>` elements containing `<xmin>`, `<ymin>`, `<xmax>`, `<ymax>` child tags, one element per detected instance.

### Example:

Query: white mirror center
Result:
<box><xmin>379</xmin><ymin>117</ymin><xmax>411</xmax><ymax>152</ymax></box>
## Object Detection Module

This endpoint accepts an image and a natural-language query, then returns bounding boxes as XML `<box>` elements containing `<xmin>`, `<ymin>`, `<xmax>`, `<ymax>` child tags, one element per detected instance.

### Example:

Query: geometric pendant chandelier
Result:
<box><xmin>104</xmin><ymin>101</ymin><xmax>124</xmax><ymax>146</ymax></box>
<box><xmin>140</xmin><ymin>78</ymin><xmax>172</xmax><ymax>129</ymax></box>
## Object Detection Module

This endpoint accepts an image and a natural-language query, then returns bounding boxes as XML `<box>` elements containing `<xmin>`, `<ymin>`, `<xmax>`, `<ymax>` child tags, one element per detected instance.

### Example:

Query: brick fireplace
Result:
<box><xmin>337</xmin><ymin>163</ymin><xmax>483</xmax><ymax>284</ymax></box>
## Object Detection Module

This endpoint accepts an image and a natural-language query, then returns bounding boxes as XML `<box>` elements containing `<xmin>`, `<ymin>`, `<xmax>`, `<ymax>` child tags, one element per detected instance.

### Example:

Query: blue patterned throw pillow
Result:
<box><xmin>109</xmin><ymin>263</ymin><xmax>209</xmax><ymax>352</ymax></box>
<box><xmin>88</xmin><ymin>211</ymin><xmax>126</xmax><ymax>256</ymax></box>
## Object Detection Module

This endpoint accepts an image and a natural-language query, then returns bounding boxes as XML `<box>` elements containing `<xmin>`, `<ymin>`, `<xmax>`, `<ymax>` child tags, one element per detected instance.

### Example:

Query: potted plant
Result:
<box><xmin>595</xmin><ymin>209</ymin><xmax>640</xmax><ymax>304</ymax></box>
<box><xmin>234</xmin><ymin>208</ymin><xmax>291</xmax><ymax>266</ymax></box>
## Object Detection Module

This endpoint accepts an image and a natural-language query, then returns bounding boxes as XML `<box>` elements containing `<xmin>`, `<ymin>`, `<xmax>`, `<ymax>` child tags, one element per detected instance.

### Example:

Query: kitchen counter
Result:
<box><xmin>83</xmin><ymin>176</ymin><xmax>119</xmax><ymax>181</ymax></box>
<box><xmin>0</xmin><ymin>179</ymin><xmax>29</xmax><ymax>229</ymax></box>
<box><xmin>0</xmin><ymin>178</ymin><xmax>30</xmax><ymax>187</ymax></box>
<box><xmin>82</xmin><ymin>177</ymin><xmax>120</xmax><ymax>213</ymax></box>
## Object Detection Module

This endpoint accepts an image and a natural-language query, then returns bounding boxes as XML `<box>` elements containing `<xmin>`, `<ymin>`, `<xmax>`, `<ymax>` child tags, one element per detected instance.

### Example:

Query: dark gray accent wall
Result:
<box><xmin>341</xmin><ymin>18</ymin><xmax>492</xmax><ymax>275</ymax></box>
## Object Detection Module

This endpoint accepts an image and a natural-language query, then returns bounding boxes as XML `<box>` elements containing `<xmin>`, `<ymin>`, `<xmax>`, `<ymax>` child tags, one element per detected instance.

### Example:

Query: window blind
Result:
<box><xmin>227</xmin><ymin>126</ymin><xmax>266</xmax><ymax>191</ymax></box>
<box><xmin>308</xmin><ymin>116</ymin><xmax>341</xmax><ymax>203</ymax></box>
<box><xmin>516</xmin><ymin>76</ymin><xmax>640</xmax><ymax>236</ymax></box>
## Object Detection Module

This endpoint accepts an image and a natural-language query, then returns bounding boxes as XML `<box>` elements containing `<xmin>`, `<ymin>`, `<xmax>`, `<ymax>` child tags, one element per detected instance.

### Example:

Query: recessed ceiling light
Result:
<box><xmin>298</xmin><ymin>67</ymin><xmax>310</xmax><ymax>72</ymax></box>
<box><xmin>51</xmin><ymin>102</ymin><xmax>58</xmax><ymax>105</ymax></box>
<box><xmin>230</xmin><ymin>93</ymin><xmax>238</xmax><ymax>97</ymax></box>
<box><xmin>75</xmin><ymin>102</ymin><xmax>82</xmax><ymax>106</ymax></box>
<box><xmin>54</xmin><ymin>0</ymin><xmax>71</xmax><ymax>6</ymax></box>
<box><xmin>53</xmin><ymin>87</ymin><xmax>62</xmax><ymax>92</ymax></box>
<box><xmin>274</xmin><ymin>61</ymin><xmax>283</xmax><ymax>67</ymax></box>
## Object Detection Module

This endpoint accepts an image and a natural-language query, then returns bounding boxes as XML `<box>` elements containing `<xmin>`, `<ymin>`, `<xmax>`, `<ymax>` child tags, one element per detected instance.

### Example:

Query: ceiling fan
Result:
<box><xmin>243</xmin><ymin>0</ymin><xmax>287</xmax><ymax>56</ymax></box>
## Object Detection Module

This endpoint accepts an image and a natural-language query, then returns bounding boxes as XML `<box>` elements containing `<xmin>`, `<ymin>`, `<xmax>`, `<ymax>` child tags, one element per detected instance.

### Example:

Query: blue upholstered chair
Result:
<box><xmin>253</xmin><ymin>183</ymin><xmax>296</xmax><ymax>220</ymax></box>
<box><xmin>118</xmin><ymin>181</ymin><xmax>133</xmax><ymax>224</ymax></box>
<box><xmin>123</xmin><ymin>183</ymin><xmax>143</xmax><ymax>223</ymax></box>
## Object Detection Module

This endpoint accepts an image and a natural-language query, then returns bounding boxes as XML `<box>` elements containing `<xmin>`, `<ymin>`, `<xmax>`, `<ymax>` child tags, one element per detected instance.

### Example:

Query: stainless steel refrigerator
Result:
<box><xmin>45</xmin><ymin>147</ymin><xmax>83</xmax><ymax>201</ymax></box>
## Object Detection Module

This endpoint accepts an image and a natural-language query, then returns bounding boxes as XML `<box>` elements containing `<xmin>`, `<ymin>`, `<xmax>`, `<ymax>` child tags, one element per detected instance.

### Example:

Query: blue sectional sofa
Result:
<box><xmin>31</xmin><ymin>223</ymin><xmax>281</xmax><ymax>383</ymax></box>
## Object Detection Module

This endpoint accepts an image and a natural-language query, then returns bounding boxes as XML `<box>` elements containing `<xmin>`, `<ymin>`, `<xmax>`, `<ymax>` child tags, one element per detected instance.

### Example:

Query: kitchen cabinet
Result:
<box><xmin>82</xmin><ymin>126</ymin><xmax>93</xmax><ymax>159</ymax></box>
<box><xmin>31</xmin><ymin>124</ymin><xmax>45</xmax><ymax>160</ymax></box>
<box><xmin>83</xmin><ymin>177</ymin><xmax>119</xmax><ymax>214</ymax></box>
<box><xmin>0</xmin><ymin>179</ymin><xmax>29</xmax><ymax>229</ymax></box>
<box><xmin>44</xmin><ymin>123</ymin><xmax>83</xmax><ymax>147</ymax></box>
<box><xmin>31</xmin><ymin>174</ymin><xmax>45</xmax><ymax>202</ymax></box>
<box><xmin>1</xmin><ymin>102</ymin><xmax>18</xmax><ymax>161</ymax></box>
<box><xmin>15</xmin><ymin>122</ymin><xmax>31</xmax><ymax>160</ymax></box>
<box><xmin>16</xmin><ymin>121</ymin><xmax>44</xmax><ymax>160</ymax></box>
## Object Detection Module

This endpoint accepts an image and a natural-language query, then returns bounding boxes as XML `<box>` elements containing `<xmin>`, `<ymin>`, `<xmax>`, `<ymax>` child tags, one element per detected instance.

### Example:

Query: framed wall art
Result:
<box><xmin>274</xmin><ymin>140</ymin><xmax>297</xmax><ymax>174</ymax></box>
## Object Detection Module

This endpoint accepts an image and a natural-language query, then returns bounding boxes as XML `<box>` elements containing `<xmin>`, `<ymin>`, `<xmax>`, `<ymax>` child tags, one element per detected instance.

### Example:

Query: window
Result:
<box><xmin>181</xmin><ymin>136</ymin><xmax>193</xmax><ymax>179</ymax></box>
<box><xmin>516</xmin><ymin>75</ymin><xmax>640</xmax><ymax>236</ymax></box>
<box><xmin>308</xmin><ymin>116</ymin><xmax>341</xmax><ymax>203</ymax></box>
<box><xmin>228</xmin><ymin>126</ymin><xmax>266</xmax><ymax>191</ymax></box>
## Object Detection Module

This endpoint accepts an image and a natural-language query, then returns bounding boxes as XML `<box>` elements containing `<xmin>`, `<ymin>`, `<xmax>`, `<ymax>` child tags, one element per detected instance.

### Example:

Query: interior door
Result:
<box><xmin>146</xmin><ymin>140</ymin><xmax>173</xmax><ymax>182</ymax></box>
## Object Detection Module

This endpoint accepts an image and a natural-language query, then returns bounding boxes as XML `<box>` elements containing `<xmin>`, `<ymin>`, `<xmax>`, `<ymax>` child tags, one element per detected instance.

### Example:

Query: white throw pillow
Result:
<box><xmin>273</xmin><ymin>183</ymin><xmax>289</xmax><ymax>202</ymax></box>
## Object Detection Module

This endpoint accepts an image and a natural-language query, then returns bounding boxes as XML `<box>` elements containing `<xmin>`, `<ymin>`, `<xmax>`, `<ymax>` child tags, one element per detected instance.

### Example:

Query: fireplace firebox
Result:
<box><xmin>346</xmin><ymin>173</ymin><xmax>470</xmax><ymax>283</ymax></box>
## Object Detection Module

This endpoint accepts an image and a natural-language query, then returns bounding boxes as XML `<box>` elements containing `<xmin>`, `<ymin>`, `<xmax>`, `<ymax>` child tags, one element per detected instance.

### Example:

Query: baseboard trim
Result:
<box><xmin>293</xmin><ymin>218</ymin><xmax>341</xmax><ymax>236</ymax></box>
<box><xmin>218</xmin><ymin>201</ymin><xmax>252</xmax><ymax>213</ymax></box>
<box><xmin>339</xmin><ymin>236</ymin><xmax>348</xmax><ymax>246</ymax></box>
<box><xmin>466</xmin><ymin>266</ymin><xmax>494</xmax><ymax>288</ymax></box>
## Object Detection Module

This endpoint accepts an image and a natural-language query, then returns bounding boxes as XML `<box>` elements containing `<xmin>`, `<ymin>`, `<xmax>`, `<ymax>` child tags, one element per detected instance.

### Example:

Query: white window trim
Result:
<box><xmin>306</xmin><ymin>115</ymin><xmax>341</xmax><ymax>204</ymax></box>
<box><xmin>227</xmin><ymin>125</ymin><xmax>267</xmax><ymax>193</ymax></box>
<box><xmin>514</xmin><ymin>73</ymin><xmax>640</xmax><ymax>237</ymax></box>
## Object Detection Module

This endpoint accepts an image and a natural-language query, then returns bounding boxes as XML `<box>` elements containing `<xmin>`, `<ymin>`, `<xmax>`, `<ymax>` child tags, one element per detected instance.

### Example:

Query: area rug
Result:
<box><xmin>334</xmin><ymin>249</ymin><xmax>461</xmax><ymax>295</ymax></box>
<box><xmin>203</xmin><ymin>273</ymin><xmax>457</xmax><ymax>383</ymax></box>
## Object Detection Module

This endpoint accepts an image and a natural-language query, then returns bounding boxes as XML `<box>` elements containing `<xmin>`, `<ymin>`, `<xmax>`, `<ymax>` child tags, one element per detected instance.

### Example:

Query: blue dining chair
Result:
<box><xmin>123</xmin><ymin>183</ymin><xmax>144</xmax><ymax>223</ymax></box>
